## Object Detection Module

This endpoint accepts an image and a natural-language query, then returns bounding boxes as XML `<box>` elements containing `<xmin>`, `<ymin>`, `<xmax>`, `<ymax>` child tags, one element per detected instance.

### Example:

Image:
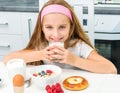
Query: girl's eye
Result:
<box><xmin>59</xmin><ymin>26</ymin><xmax>66</xmax><ymax>29</ymax></box>
<box><xmin>46</xmin><ymin>26</ymin><xmax>52</xmax><ymax>29</ymax></box>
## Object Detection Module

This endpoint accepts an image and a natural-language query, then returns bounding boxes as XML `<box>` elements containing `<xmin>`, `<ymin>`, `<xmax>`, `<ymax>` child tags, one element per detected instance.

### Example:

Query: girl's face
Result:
<box><xmin>42</xmin><ymin>13</ymin><xmax>71</xmax><ymax>42</ymax></box>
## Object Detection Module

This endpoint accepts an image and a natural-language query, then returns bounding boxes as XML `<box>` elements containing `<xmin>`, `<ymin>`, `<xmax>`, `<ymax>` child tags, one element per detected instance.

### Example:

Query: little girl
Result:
<box><xmin>3</xmin><ymin>0</ymin><xmax>117</xmax><ymax>74</ymax></box>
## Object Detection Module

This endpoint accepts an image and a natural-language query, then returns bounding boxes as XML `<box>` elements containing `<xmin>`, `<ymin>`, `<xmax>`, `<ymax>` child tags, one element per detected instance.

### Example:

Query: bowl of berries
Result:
<box><xmin>30</xmin><ymin>65</ymin><xmax>62</xmax><ymax>89</ymax></box>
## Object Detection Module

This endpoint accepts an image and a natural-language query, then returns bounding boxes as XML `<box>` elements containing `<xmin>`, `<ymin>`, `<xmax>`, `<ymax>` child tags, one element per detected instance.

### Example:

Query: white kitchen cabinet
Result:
<box><xmin>0</xmin><ymin>12</ymin><xmax>22</xmax><ymax>34</ymax></box>
<box><xmin>0</xmin><ymin>12</ymin><xmax>22</xmax><ymax>61</ymax></box>
<box><xmin>21</xmin><ymin>12</ymin><xmax>38</xmax><ymax>45</ymax></box>
<box><xmin>0</xmin><ymin>34</ymin><xmax>24</xmax><ymax>55</ymax></box>
<box><xmin>0</xmin><ymin>12</ymin><xmax>38</xmax><ymax>61</ymax></box>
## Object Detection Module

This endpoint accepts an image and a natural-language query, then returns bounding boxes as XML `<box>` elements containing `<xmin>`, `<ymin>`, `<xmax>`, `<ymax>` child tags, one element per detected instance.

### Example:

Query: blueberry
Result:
<box><xmin>41</xmin><ymin>70</ymin><xmax>46</xmax><ymax>75</ymax></box>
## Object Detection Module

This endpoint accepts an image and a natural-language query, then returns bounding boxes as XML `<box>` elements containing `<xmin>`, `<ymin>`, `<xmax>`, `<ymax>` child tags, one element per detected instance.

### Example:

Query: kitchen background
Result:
<box><xmin>0</xmin><ymin>0</ymin><xmax>120</xmax><ymax>73</ymax></box>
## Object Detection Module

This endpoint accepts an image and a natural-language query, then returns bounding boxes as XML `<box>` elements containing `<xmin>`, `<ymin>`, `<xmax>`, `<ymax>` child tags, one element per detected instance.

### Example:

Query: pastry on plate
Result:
<box><xmin>63</xmin><ymin>76</ymin><xmax>88</xmax><ymax>91</ymax></box>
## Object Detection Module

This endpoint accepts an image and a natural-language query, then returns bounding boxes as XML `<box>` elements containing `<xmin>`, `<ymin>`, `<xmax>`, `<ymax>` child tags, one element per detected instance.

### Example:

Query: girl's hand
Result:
<box><xmin>40</xmin><ymin>46</ymin><xmax>56</xmax><ymax>62</ymax></box>
<box><xmin>49</xmin><ymin>45</ymin><xmax>77</xmax><ymax>65</ymax></box>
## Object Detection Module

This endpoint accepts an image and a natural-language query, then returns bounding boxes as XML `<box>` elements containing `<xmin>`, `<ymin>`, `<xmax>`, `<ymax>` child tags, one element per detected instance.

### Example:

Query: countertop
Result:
<box><xmin>0</xmin><ymin>62</ymin><xmax>120</xmax><ymax>93</ymax></box>
<box><xmin>0</xmin><ymin>0</ymin><xmax>120</xmax><ymax>14</ymax></box>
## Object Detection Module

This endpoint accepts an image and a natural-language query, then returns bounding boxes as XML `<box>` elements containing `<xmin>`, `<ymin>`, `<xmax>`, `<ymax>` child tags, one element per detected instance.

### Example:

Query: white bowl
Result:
<box><xmin>30</xmin><ymin>65</ymin><xmax>62</xmax><ymax>88</ymax></box>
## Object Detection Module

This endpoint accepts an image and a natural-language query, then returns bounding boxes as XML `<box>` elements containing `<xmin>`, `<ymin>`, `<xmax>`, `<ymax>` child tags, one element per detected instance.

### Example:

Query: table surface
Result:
<box><xmin>0</xmin><ymin>62</ymin><xmax>120</xmax><ymax>93</ymax></box>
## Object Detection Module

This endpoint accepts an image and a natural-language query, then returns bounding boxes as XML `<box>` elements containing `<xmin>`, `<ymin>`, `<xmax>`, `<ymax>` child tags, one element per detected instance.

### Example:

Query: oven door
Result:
<box><xmin>95</xmin><ymin>39</ymin><xmax>120</xmax><ymax>74</ymax></box>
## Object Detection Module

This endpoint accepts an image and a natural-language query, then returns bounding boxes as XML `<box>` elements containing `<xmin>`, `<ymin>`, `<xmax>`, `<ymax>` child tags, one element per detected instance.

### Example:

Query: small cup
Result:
<box><xmin>6</xmin><ymin>58</ymin><xmax>26</xmax><ymax>93</ymax></box>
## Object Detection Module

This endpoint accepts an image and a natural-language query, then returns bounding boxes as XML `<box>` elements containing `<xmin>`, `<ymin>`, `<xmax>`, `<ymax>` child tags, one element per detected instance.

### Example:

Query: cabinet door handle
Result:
<box><xmin>28</xmin><ymin>19</ymin><xmax>32</xmax><ymax>39</ymax></box>
<box><xmin>0</xmin><ymin>22</ymin><xmax>8</xmax><ymax>25</ymax></box>
<box><xmin>0</xmin><ymin>44</ymin><xmax>10</xmax><ymax>48</ymax></box>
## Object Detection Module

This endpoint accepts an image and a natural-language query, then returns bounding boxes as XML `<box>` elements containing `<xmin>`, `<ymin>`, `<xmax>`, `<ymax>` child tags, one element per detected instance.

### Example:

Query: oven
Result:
<box><xmin>94</xmin><ymin>14</ymin><xmax>120</xmax><ymax>73</ymax></box>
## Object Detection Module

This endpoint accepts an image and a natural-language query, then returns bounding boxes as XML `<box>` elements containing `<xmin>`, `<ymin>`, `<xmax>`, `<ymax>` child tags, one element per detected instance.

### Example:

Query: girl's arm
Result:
<box><xmin>72</xmin><ymin>50</ymin><xmax>117</xmax><ymax>74</ymax></box>
<box><xmin>3</xmin><ymin>45</ymin><xmax>56</xmax><ymax>64</ymax></box>
<box><xmin>3</xmin><ymin>49</ymin><xmax>42</xmax><ymax>64</ymax></box>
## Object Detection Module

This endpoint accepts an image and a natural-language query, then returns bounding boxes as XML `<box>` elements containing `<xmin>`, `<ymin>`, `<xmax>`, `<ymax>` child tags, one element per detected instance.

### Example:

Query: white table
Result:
<box><xmin>0</xmin><ymin>62</ymin><xmax>120</xmax><ymax>93</ymax></box>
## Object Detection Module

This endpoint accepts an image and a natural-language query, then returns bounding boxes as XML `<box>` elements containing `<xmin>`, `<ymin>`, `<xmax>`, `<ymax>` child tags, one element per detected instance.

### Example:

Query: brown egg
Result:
<box><xmin>13</xmin><ymin>74</ymin><xmax>24</xmax><ymax>86</ymax></box>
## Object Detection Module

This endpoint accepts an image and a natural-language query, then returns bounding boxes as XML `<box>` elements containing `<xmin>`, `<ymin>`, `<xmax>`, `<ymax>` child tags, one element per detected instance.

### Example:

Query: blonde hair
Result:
<box><xmin>25</xmin><ymin>0</ymin><xmax>94</xmax><ymax>50</ymax></box>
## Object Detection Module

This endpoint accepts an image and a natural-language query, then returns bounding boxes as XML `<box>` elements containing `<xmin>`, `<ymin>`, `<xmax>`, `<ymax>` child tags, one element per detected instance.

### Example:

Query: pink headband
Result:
<box><xmin>41</xmin><ymin>4</ymin><xmax>72</xmax><ymax>22</ymax></box>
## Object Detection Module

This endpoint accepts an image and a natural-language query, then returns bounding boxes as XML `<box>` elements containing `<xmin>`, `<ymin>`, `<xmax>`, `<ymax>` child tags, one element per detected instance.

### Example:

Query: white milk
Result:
<box><xmin>6</xmin><ymin>59</ymin><xmax>26</xmax><ymax>79</ymax></box>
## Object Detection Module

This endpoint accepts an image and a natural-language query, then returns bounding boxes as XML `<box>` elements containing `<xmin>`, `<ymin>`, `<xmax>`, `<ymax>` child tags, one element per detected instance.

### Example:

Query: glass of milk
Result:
<box><xmin>49</xmin><ymin>42</ymin><xmax>64</xmax><ymax>61</ymax></box>
<box><xmin>6</xmin><ymin>58</ymin><xmax>26</xmax><ymax>93</ymax></box>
